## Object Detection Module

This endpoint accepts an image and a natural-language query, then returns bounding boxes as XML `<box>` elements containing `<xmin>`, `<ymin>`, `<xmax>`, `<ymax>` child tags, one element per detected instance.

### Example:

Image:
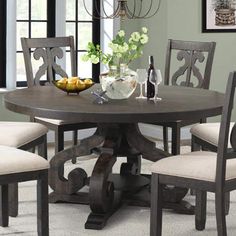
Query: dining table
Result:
<box><xmin>4</xmin><ymin>84</ymin><xmax>224</xmax><ymax>230</ymax></box>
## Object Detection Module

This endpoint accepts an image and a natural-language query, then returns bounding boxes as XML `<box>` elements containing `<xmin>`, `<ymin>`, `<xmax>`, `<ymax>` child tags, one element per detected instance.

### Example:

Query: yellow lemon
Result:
<box><xmin>67</xmin><ymin>77</ymin><xmax>78</xmax><ymax>84</ymax></box>
<box><xmin>76</xmin><ymin>79</ymin><xmax>86</xmax><ymax>90</ymax></box>
<box><xmin>58</xmin><ymin>77</ymin><xmax>68</xmax><ymax>84</ymax></box>
<box><xmin>84</xmin><ymin>78</ymin><xmax>93</xmax><ymax>85</ymax></box>
<box><xmin>66</xmin><ymin>82</ymin><xmax>77</xmax><ymax>91</ymax></box>
<box><xmin>56</xmin><ymin>81</ymin><xmax>67</xmax><ymax>89</ymax></box>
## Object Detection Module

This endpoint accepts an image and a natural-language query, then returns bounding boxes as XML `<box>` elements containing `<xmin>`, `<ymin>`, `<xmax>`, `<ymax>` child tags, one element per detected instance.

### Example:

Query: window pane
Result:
<box><xmin>31</xmin><ymin>22</ymin><xmax>47</xmax><ymax>37</ymax></box>
<box><xmin>17</xmin><ymin>0</ymin><xmax>29</xmax><ymax>20</ymax></box>
<box><xmin>77</xmin><ymin>52</ymin><xmax>92</xmax><ymax>78</ymax></box>
<box><xmin>17</xmin><ymin>22</ymin><xmax>29</xmax><ymax>51</ymax></box>
<box><xmin>17</xmin><ymin>53</ymin><xmax>27</xmax><ymax>82</ymax></box>
<box><xmin>31</xmin><ymin>0</ymin><xmax>47</xmax><ymax>20</ymax></box>
<box><xmin>66</xmin><ymin>23</ymin><xmax>76</xmax><ymax>38</ymax></box>
<box><xmin>78</xmin><ymin>23</ymin><xmax>92</xmax><ymax>50</ymax></box>
<box><xmin>17</xmin><ymin>52</ymin><xmax>47</xmax><ymax>82</ymax></box>
<box><xmin>66</xmin><ymin>0</ymin><xmax>76</xmax><ymax>21</ymax></box>
<box><xmin>55</xmin><ymin>47</ymin><xmax>67</xmax><ymax>80</ymax></box>
<box><xmin>31</xmin><ymin>51</ymin><xmax>46</xmax><ymax>81</ymax></box>
<box><xmin>78</xmin><ymin>0</ymin><xmax>92</xmax><ymax>21</ymax></box>
<box><xmin>66</xmin><ymin>52</ymin><xmax>72</xmax><ymax>78</ymax></box>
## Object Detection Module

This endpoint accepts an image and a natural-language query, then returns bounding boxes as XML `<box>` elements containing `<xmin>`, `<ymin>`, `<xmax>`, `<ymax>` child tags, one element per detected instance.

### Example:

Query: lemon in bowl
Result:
<box><xmin>53</xmin><ymin>77</ymin><xmax>94</xmax><ymax>94</ymax></box>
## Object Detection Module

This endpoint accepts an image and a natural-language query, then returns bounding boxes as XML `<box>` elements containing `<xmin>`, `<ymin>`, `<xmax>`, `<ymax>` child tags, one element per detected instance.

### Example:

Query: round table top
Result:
<box><xmin>4</xmin><ymin>85</ymin><xmax>224</xmax><ymax>123</ymax></box>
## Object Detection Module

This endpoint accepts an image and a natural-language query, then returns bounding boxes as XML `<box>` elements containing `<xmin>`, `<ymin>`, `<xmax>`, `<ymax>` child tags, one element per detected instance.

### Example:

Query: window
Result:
<box><xmin>65</xmin><ymin>0</ymin><xmax>100</xmax><ymax>81</ymax></box>
<box><xmin>1</xmin><ymin>0</ymin><xmax>101</xmax><ymax>88</ymax></box>
<box><xmin>16</xmin><ymin>0</ymin><xmax>49</xmax><ymax>87</ymax></box>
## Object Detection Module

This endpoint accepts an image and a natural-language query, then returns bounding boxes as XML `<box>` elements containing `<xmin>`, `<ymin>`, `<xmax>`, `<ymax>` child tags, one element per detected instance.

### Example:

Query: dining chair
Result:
<box><xmin>150</xmin><ymin>71</ymin><xmax>236</xmax><ymax>236</ymax></box>
<box><xmin>0</xmin><ymin>122</ymin><xmax>48</xmax><ymax>217</ymax></box>
<box><xmin>0</xmin><ymin>145</ymin><xmax>49</xmax><ymax>236</ymax></box>
<box><xmin>153</xmin><ymin>39</ymin><xmax>216</xmax><ymax>155</ymax></box>
<box><xmin>190</xmin><ymin>119</ymin><xmax>235</xmax><ymax>215</ymax></box>
<box><xmin>21</xmin><ymin>36</ymin><xmax>95</xmax><ymax>158</ymax></box>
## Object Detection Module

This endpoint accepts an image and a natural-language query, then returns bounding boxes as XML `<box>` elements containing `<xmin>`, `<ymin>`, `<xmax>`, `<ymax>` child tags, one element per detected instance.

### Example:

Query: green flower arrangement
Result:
<box><xmin>81</xmin><ymin>27</ymin><xmax>149</xmax><ymax>68</ymax></box>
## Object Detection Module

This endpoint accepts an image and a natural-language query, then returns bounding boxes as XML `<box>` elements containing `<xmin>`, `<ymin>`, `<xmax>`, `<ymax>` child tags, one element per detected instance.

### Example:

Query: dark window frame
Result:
<box><xmin>92</xmin><ymin>0</ymin><xmax>100</xmax><ymax>82</ymax></box>
<box><xmin>0</xmin><ymin>0</ymin><xmax>7</xmax><ymax>88</ymax></box>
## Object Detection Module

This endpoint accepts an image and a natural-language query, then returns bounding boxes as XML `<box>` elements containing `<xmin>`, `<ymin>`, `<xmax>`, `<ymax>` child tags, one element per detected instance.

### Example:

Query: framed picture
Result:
<box><xmin>202</xmin><ymin>0</ymin><xmax>236</xmax><ymax>32</ymax></box>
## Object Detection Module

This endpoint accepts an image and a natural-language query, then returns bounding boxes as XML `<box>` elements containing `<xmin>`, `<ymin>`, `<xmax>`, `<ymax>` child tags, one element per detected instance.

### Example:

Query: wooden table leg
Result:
<box><xmin>85</xmin><ymin>124</ymin><xmax>122</xmax><ymax>229</ymax></box>
<box><xmin>124</xmin><ymin>124</ymin><xmax>194</xmax><ymax>215</ymax></box>
<box><xmin>85</xmin><ymin>152</ymin><xmax>120</xmax><ymax>229</ymax></box>
<box><xmin>49</xmin><ymin>127</ymin><xmax>105</xmax><ymax>204</ymax></box>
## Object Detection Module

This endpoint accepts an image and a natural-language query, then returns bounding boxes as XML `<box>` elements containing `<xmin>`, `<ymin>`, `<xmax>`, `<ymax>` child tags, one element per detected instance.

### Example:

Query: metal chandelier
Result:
<box><xmin>83</xmin><ymin>0</ymin><xmax>161</xmax><ymax>19</ymax></box>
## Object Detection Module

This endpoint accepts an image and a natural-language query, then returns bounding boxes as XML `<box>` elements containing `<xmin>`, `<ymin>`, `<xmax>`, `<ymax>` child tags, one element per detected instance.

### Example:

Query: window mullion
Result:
<box><xmin>47</xmin><ymin>0</ymin><xmax>56</xmax><ymax>37</ymax></box>
<box><xmin>92</xmin><ymin>0</ymin><xmax>100</xmax><ymax>82</ymax></box>
<box><xmin>0</xmin><ymin>0</ymin><xmax>6</xmax><ymax>88</ymax></box>
<box><xmin>55</xmin><ymin>0</ymin><xmax>66</xmax><ymax>37</ymax></box>
<box><xmin>6</xmin><ymin>0</ymin><xmax>16</xmax><ymax>89</ymax></box>
<box><xmin>29</xmin><ymin>0</ymin><xmax>31</xmax><ymax>38</ymax></box>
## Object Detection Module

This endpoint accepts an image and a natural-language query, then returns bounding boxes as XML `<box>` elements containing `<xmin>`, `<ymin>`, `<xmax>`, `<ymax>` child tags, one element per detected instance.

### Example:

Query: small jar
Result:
<box><xmin>109</xmin><ymin>65</ymin><xmax>118</xmax><ymax>77</ymax></box>
<box><xmin>120</xmin><ymin>63</ymin><xmax>128</xmax><ymax>76</ymax></box>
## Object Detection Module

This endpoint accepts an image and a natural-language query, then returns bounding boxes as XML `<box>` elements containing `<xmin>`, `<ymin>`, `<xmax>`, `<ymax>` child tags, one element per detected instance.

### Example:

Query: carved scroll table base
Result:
<box><xmin>49</xmin><ymin>123</ymin><xmax>194</xmax><ymax>230</ymax></box>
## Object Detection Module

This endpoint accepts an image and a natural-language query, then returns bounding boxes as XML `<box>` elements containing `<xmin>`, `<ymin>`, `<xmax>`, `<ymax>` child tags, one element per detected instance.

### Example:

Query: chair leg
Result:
<box><xmin>195</xmin><ymin>190</ymin><xmax>206</xmax><ymax>231</ymax></box>
<box><xmin>55</xmin><ymin>129</ymin><xmax>64</xmax><ymax>153</ymax></box>
<box><xmin>150</xmin><ymin>174</ymin><xmax>163</xmax><ymax>236</ymax></box>
<box><xmin>215</xmin><ymin>191</ymin><xmax>227</xmax><ymax>236</ymax></box>
<box><xmin>73</xmin><ymin>130</ymin><xmax>78</xmax><ymax>146</ymax></box>
<box><xmin>71</xmin><ymin>130</ymin><xmax>78</xmax><ymax>164</ymax></box>
<box><xmin>190</xmin><ymin>136</ymin><xmax>201</xmax><ymax>195</ymax></box>
<box><xmin>163</xmin><ymin>127</ymin><xmax>169</xmax><ymax>152</ymax></box>
<box><xmin>225</xmin><ymin>192</ymin><xmax>230</xmax><ymax>215</ymax></box>
<box><xmin>37</xmin><ymin>171</ymin><xmax>49</xmax><ymax>236</ymax></box>
<box><xmin>0</xmin><ymin>185</ymin><xmax>9</xmax><ymax>227</ymax></box>
<box><xmin>38</xmin><ymin>135</ymin><xmax>47</xmax><ymax>160</ymax></box>
<box><xmin>191</xmin><ymin>135</ymin><xmax>201</xmax><ymax>152</ymax></box>
<box><xmin>171</xmin><ymin>126</ymin><xmax>180</xmax><ymax>155</ymax></box>
<box><xmin>8</xmin><ymin>183</ymin><xmax>18</xmax><ymax>217</ymax></box>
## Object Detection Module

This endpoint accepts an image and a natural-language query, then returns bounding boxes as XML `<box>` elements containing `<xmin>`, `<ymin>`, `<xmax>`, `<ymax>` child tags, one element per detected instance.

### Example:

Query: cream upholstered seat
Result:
<box><xmin>0</xmin><ymin>122</ymin><xmax>48</xmax><ymax>148</ymax></box>
<box><xmin>151</xmin><ymin>151</ymin><xmax>236</xmax><ymax>182</ymax></box>
<box><xmin>0</xmin><ymin>122</ymin><xmax>48</xmax><ymax>218</ymax></box>
<box><xmin>190</xmin><ymin>122</ymin><xmax>234</xmax><ymax>147</ymax></box>
<box><xmin>0</xmin><ymin>145</ymin><xmax>49</xmax><ymax>235</ymax></box>
<box><xmin>0</xmin><ymin>145</ymin><xmax>49</xmax><ymax>175</ymax></box>
<box><xmin>35</xmin><ymin>117</ymin><xmax>77</xmax><ymax>125</ymax></box>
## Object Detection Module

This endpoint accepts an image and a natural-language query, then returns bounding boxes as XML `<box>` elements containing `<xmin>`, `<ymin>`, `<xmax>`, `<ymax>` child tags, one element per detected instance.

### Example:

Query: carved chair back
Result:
<box><xmin>164</xmin><ymin>39</ymin><xmax>216</xmax><ymax>89</ymax></box>
<box><xmin>21</xmin><ymin>36</ymin><xmax>76</xmax><ymax>88</ymax></box>
<box><xmin>216</xmin><ymin>71</ymin><xmax>236</xmax><ymax>187</ymax></box>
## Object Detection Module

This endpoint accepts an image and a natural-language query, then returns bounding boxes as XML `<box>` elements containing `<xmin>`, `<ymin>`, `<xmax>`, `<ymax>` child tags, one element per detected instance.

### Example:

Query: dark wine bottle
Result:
<box><xmin>147</xmin><ymin>56</ymin><xmax>155</xmax><ymax>99</ymax></box>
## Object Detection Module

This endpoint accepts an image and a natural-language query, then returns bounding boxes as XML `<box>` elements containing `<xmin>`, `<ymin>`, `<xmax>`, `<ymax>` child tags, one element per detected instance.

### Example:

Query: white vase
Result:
<box><xmin>99</xmin><ymin>64</ymin><xmax>137</xmax><ymax>100</ymax></box>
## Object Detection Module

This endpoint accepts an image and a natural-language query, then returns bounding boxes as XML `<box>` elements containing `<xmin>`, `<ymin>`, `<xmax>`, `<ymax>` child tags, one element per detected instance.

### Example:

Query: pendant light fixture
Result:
<box><xmin>83</xmin><ymin>0</ymin><xmax>161</xmax><ymax>19</ymax></box>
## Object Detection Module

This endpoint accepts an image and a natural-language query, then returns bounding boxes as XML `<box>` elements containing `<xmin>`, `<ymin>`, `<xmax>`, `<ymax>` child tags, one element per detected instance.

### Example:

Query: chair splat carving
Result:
<box><xmin>33</xmin><ymin>47</ymin><xmax>68</xmax><ymax>85</ymax></box>
<box><xmin>172</xmin><ymin>50</ymin><xmax>205</xmax><ymax>88</ymax></box>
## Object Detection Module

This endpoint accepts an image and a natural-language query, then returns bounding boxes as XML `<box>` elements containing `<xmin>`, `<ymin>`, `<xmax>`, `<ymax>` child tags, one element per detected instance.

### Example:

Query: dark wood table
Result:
<box><xmin>4</xmin><ymin>85</ymin><xmax>224</xmax><ymax>229</ymax></box>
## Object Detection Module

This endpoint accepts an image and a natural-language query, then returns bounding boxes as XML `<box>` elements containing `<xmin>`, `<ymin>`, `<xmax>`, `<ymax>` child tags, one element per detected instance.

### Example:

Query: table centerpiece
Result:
<box><xmin>81</xmin><ymin>27</ymin><xmax>149</xmax><ymax>99</ymax></box>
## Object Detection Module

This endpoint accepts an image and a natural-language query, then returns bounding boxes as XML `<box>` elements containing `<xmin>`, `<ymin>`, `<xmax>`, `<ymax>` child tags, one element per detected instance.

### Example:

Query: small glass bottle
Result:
<box><xmin>120</xmin><ymin>63</ymin><xmax>127</xmax><ymax>77</ymax></box>
<box><xmin>147</xmin><ymin>56</ymin><xmax>155</xmax><ymax>99</ymax></box>
<box><xmin>109</xmin><ymin>65</ymin><xmax>118</xmax><ymax>77</ymax></box>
